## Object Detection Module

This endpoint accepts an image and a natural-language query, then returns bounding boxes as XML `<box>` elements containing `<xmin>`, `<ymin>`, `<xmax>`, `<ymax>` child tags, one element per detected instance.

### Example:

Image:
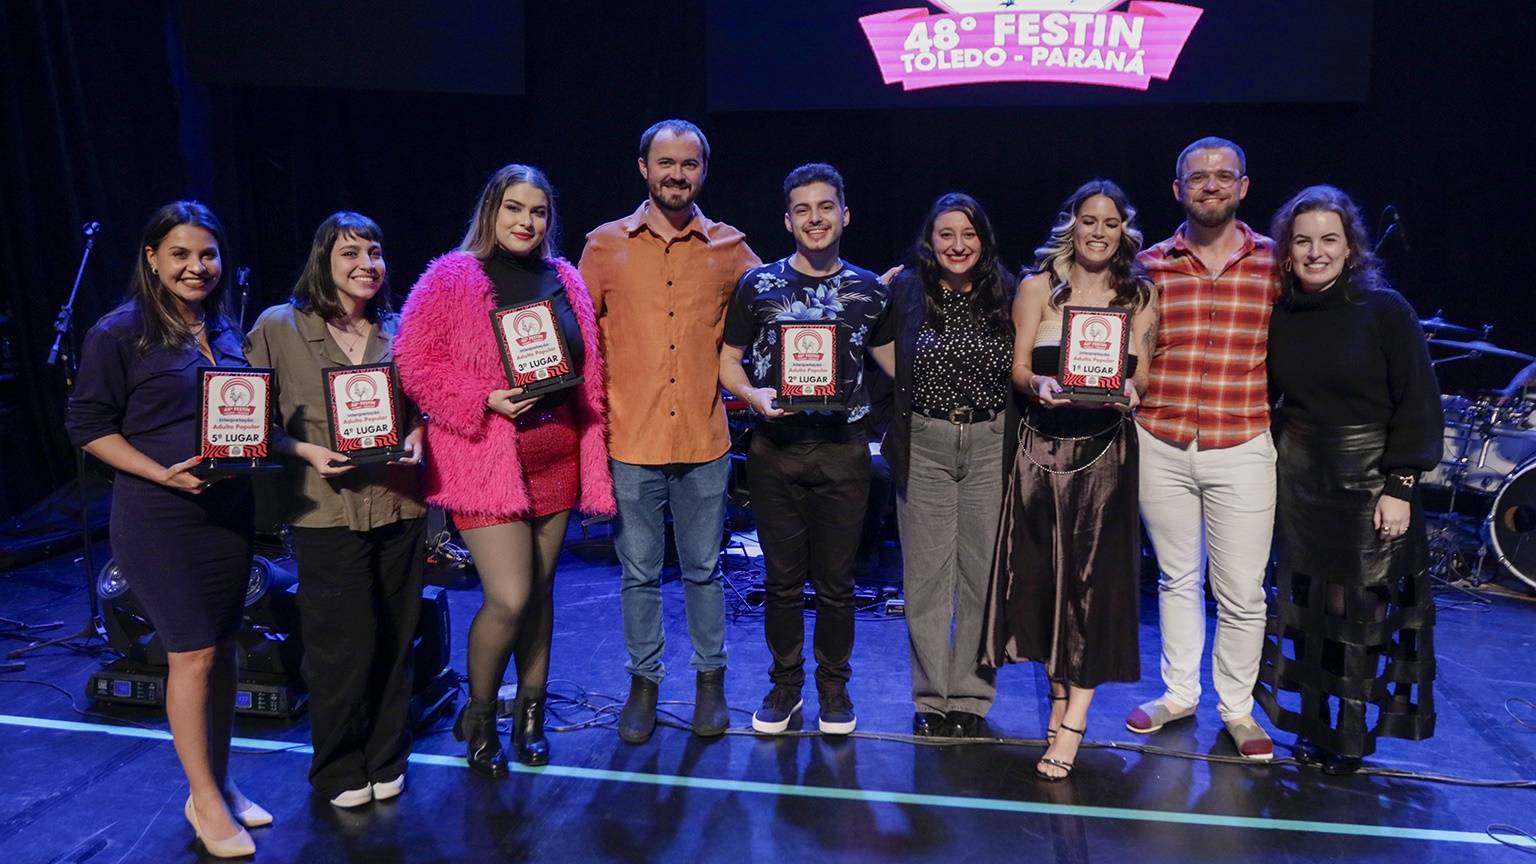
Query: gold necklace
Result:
<box><xmin>328</xmin><ymin>319</ymin><xmax>370</xmax><ymax>358</ymax></box>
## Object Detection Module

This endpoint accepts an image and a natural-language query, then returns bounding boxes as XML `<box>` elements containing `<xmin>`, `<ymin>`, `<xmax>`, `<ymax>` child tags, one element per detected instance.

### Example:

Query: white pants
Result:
<box><xmin>1137</xmin><ymin>425</ymin><xmax>1275</xmax><ymax>722</ymax></box>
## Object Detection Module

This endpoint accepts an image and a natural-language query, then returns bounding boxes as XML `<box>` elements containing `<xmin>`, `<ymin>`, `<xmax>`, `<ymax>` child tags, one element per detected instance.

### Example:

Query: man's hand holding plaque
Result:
<box><xmin>1056</xmin><ymin>306</ymin><xmax>1132</xmax><ymax>405</ymax></box>
<box><xmin>744</xmin><ymin>386</ymin><xmax>786</xmax><ymax>418</ymax></box>
<box><xmin>491</xmin><ymin>299</ymin><xmax>583</xmax><ymax>403</ymax></box>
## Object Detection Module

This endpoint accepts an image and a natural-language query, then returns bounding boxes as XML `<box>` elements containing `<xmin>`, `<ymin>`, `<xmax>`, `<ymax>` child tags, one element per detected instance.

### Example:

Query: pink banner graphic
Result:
<box><xmin>859</xmin><ymin>1</ymin><xmax>1202</xmax><ymax>92</ymax></box>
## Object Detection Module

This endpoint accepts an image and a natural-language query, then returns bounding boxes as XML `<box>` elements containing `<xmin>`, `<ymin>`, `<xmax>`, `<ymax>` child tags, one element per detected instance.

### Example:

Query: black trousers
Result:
<box><xmin>747</xmin><ymin>426</ymin><xmax>870</xmax><ymax>690</ymax></box>
<box><xmin>289</xmin><ymin>517</ymin><xmax>425</xmax><ymax>797</ymax></box>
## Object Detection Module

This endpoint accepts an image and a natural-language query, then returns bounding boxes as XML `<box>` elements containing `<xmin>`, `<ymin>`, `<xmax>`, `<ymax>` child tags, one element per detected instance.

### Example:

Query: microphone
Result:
<box><xmin>236</xmin><ymin>267</ymin><xmax>253</xmax><ymax>332</ymax></box>
<box><xmin>81</xmin><ymin>221</ymin><xmax>101</xmax><ymax>238</ymax></box>
<box><xmin>1384</xmin><ymin>205</ymin><xmax>1409</xmax><ymax>252</ymax></box>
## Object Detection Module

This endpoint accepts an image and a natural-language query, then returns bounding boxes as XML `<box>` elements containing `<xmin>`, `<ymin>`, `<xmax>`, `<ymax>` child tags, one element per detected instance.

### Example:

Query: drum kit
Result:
<box><xmin>1421</xmin><ymin>313</ymin><xmax>1536</xmax><ymax>591</ymax></box>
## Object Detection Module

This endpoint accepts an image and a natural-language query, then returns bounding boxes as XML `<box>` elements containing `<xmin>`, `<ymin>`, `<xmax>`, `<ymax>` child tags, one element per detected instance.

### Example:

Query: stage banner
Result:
<box><xmin>859</xmin><ymin>1</ymin><xmax>1202</xmax><ymax>92</ymax></box>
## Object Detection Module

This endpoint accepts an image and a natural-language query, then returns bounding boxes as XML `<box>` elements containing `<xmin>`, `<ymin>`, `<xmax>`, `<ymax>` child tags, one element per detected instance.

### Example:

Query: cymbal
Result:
<box><xmin>1419</xmin><ymin>316</ymin><xmax>1480</xmax><ymax>337</ymax></box>
<box><xmin>1428</xmin><ymin>337</ymin><xmax>1536</xmax><ymax>363</ymax></box>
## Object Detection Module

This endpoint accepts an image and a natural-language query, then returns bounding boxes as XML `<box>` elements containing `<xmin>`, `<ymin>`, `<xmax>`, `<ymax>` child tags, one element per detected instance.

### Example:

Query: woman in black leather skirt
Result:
<box><xmin>1255</xmin><ymin>185</ymin><xmax>1443</xmax><ymax>773</ymax></box>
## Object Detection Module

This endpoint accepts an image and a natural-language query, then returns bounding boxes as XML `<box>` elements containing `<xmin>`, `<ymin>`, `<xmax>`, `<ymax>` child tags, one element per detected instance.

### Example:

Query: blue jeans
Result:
<box><xmin>611</xmin><ymin>455</ymin><xmax>730</xmax><ymax>682</ymax></box>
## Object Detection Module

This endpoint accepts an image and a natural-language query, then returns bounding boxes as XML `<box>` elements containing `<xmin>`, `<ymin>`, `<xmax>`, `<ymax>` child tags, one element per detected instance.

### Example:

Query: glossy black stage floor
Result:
<box><xmin>1</xmin><ymin>529</ymin><xmax>1534</xmax><ymax>863</ymax></box>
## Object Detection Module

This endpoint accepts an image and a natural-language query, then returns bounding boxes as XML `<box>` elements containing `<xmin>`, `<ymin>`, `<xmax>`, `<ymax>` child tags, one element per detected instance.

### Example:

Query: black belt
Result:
<box><xmin>913</xmin><ymin>405</ymin><xmax>1002</xmax><ymax>424</ymax></box>
<box><xmin>756</xmin><ymin>419</ymin><xmax>867</xmax><ymax>444</ymax></box>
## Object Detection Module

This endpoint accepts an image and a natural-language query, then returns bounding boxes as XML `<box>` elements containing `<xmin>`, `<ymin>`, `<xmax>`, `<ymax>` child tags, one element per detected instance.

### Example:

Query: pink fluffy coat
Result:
<box><xmin>394</xmin><ymin>251</ymin><xmax>615</xmax><ymax>519</ymax></box>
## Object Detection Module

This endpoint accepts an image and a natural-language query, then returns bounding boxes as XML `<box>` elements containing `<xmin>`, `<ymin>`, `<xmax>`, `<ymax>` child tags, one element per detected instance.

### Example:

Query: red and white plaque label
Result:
<box><xmin>778</xmin><ymin>323</ymin><xmax>839</xmax><ymax>398</ymax></box>
<box><xmin>199</xmin><ymin>369</ymin><xmax>271</xmax><ymax>459</ymax></box>
<box><xmin>493</xmin><ymin>300</ymin><xmax>571</xmax><ymax>389</ymax></box>
<box><xmin>1059</xmin><ymin>305</ymin><xmax>1130</xmax><ymax>394</ymax></box>
<box><xmin>325</xmin><ymin>365</ymin><xmax>401</xmax><ymax>453</ymax></box>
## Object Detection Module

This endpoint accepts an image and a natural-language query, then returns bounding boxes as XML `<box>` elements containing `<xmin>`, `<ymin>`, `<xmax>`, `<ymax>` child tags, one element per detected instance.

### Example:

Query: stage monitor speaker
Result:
<box><xmin>97</xmin><ymin>554</ymin><xmax>303</xmax><ymax>674</ymax></box>
<box><xmin>92</xmin><ymin>558</ymin><xmax>455</xmax><ymax>727</ymax></box>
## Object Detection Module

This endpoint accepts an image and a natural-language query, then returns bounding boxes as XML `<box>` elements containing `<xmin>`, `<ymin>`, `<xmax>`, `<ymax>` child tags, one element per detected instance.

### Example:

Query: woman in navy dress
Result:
<box><xmin>66</xmin><ymin>202</ymin><xmax>264</xmax><ymax>858</ymax></box>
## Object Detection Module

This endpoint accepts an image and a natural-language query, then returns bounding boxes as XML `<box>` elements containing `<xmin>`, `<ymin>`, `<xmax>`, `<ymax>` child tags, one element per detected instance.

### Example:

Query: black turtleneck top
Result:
<box><xmin>484</xmin><ymin>247</ymin><xmax>584</xmax><ymax>385</ymax></box>
<box><xmin>1267</xmin><ymin>277</ymin><xmax>1443</xmax><ymax>498</ymax></box>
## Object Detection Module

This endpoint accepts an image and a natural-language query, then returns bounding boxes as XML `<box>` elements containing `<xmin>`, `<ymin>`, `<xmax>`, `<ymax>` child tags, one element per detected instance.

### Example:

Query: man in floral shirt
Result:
<box><xmin>720</xmin><ymin>162</ymin><xmax>893</xmax><ymax>737</ymax></box>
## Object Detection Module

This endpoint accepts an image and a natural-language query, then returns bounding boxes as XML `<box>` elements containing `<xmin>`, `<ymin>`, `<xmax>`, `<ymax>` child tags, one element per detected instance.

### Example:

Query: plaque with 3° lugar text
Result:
<box><xmin>491</xmin><ymin>299</ymin><xmax>583</xmax><ymax>402</ymax></box>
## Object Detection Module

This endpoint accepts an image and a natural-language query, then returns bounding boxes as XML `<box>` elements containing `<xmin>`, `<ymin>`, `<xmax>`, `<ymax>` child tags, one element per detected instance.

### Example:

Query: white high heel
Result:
<box><xmin>232</xmin><ymin>798</ymin><xmax>273</xmax><ymax>828</ymax></box>
<box><xmin>184</xmin><ymin>796</ymin><xmax>256</xmax><ymax>858</ymax></box>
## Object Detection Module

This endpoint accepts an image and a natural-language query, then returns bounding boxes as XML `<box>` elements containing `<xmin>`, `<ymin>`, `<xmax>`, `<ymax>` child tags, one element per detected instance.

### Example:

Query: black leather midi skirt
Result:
<box><xmin>1255</xmin><ymin>417</ymin><xmax>1436</xmax><ymax>757</ymax></box>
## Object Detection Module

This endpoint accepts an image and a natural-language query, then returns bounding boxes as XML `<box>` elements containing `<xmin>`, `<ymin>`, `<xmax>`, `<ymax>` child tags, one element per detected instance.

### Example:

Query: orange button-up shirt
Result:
<box><xmin>579</xmin><ymin>202</ymin><xmax>759</xmax><ymax>465</ymax></box>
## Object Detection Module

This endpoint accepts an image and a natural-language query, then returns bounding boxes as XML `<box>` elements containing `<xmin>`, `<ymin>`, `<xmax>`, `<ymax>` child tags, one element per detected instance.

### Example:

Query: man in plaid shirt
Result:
<box><xmin>1125</xmin><ymin>137</ymin><xmax>1281</xmax><ymax>760</ymax></box>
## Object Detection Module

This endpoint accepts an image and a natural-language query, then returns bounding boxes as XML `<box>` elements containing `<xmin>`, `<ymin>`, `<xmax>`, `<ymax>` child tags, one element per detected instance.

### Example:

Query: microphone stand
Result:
<box><xmin>1372</xmin><ymin>220</ymin><xmax>1400</xmax><ymax>256</ymax></box>
<box><xmin>7</xmin><ymin>222</ymin><xmax>109</xmax><ymax>664</ymax></box>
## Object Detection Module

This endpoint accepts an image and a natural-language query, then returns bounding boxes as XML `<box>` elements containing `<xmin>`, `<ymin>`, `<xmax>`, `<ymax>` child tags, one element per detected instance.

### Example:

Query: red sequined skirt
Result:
<box><xmin>453</xmin><ymin>399</ymin><xmax>579</xmax><ymax>531</ymax></box>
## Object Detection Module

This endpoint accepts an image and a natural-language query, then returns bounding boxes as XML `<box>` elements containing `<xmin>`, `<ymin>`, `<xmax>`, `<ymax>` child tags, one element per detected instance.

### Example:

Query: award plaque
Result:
<box><xmin>1058</xmin><ymin>306</ymin><xmax>1131</xmax><ymax>404</ymax></box>
<box><xmin>322</xmin><ymin>362</ymin><xmax>408</xmax><ymax>465</ymax></box>
<box><xmin>772</xmin><ymin>321</ymin><xmax>848</xmax><ymax>412</ymax></box>
<box><xmin>195</xmin><ymin>367</ymin><xmax>280</xmax><ymax>474</ymax></box>
<box><xmin>491</xmin><ymin>299</ymin><xmax>583</xmax><ymax>402</ymax></box>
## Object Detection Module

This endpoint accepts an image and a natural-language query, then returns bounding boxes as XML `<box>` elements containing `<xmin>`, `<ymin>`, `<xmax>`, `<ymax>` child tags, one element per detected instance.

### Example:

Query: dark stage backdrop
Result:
<box><xmin>0</xmin><ymin>0</ymin><xmax>1527</xmax><ymax>517</ymax></box>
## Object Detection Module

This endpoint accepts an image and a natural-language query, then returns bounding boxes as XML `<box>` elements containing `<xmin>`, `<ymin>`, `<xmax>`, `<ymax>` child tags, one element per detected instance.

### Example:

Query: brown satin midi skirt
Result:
<box><xmin>981</xmin><ymin>405</ymin><xmax>1141</xmax><ymax>688</ymax></box>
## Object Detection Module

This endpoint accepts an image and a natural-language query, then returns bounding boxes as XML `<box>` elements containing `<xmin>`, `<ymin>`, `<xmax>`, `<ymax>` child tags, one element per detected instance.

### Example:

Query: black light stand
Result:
<box><xmin>6</xmin><ymin>222</ymin><xmax>109</xmax><ymax>665</ymax></box>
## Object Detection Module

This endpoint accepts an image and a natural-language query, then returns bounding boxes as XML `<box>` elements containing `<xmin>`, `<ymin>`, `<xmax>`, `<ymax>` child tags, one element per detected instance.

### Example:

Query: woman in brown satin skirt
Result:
<box><xmin>982</xmin><ymin>179</ymin><xmax>1158</xmax><ymax>780</ymax></box>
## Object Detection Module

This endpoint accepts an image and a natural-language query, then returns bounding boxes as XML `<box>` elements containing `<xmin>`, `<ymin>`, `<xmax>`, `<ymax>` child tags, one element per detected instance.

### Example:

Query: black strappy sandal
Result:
<box><xmin>1036</xmin><ymin>723</ymin><xmax>1085</xmax><ymax>781</ymax></box>
<box><xmin>1046</xmin><ymin>693</ymin><xmax>1068</xmax><ymax>743</ymax></box>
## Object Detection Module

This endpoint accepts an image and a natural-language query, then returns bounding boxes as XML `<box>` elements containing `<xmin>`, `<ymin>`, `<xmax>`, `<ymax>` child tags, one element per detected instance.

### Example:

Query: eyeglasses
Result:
<box><xmin>1179</xmin><ymin>171</ymin><xmax>1242</xmax><ymax>189</ymax></box>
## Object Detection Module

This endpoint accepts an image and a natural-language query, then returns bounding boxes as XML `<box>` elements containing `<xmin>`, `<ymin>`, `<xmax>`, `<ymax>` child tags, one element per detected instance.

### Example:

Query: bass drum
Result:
<box><xmin>1485</xmin><ymin>460</ymin><xmax>1536</xmax><ymax>590</ymax></box>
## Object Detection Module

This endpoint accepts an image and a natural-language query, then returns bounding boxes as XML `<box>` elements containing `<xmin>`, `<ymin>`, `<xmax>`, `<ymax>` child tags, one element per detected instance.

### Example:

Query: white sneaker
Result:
<box><xmin>329</xmin><ymin>784</ymin><xmax>372</xmax><ymax>808</ymax></box>
<box><xmin>371</xmin><ymin>773</ymin><xmax>405</xmax><ymax>801</ymax></box>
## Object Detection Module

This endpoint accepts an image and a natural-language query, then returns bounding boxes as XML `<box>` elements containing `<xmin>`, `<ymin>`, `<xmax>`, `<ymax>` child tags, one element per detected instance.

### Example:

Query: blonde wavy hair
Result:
<box><xmin>1030</xmin><ymin>179</ymin><xmax>1151</xmax><ymax>312</ymax></box>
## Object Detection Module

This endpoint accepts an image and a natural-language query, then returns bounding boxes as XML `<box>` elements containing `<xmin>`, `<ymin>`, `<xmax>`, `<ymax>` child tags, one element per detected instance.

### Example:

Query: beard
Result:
<box><xmin>1185</xmin><ymin>194</ymin><xmax>1240</xmax><ymax>228</ymax></box>
<box><xmin>650</xmin><ymin>182</ymin><xmax>697</xmax><ymax>213</ymax></box>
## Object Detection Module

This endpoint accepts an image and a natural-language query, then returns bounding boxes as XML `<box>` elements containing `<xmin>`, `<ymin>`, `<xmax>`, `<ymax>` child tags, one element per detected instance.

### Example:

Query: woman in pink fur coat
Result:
<box><xmin>395</xmin><ymin>163</ymin><xmax>615</xmax><ymax>774</ymax></box>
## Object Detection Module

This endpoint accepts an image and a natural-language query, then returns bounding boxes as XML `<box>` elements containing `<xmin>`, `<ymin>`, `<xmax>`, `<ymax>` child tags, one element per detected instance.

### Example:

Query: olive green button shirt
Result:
<box><xmin>245</xmin><ymin>303</ymin><xmax>425</xmax><ymax>531</ymax></box>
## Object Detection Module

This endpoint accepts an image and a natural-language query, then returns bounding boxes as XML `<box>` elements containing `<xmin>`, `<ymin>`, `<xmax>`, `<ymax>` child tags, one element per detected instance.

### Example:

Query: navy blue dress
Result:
<box><xmin>66</xmin><ymin>303</ymin><xmax>254</xmax><ymax>652</ymax></box>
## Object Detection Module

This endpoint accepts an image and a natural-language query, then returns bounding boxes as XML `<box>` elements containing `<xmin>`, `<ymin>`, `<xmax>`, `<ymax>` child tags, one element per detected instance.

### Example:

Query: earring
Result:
<box><xmin>151</xmin><ymin>266</ymin><xmax>159</xmax><ymax>275</ymax></box>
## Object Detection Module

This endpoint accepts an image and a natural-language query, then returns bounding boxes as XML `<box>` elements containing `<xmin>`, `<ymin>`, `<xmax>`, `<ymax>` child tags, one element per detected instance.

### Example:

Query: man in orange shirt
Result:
<box><xmin>579</xmin><ymin>119</ymin><xmax>759</xmax><ymax>744</ymax></box>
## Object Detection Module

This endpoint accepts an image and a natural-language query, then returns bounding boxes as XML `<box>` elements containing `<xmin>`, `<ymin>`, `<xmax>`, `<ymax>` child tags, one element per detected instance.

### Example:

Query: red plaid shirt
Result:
<box><xmin>1136</xmin><ymin>220</ymin><xmax>1280</xmax><ymax>449</ymax></box>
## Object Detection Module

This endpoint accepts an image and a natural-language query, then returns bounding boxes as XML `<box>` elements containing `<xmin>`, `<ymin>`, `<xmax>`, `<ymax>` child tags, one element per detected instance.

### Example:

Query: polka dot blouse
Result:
<box><xmin>911</xmin><ymin>287</ymin><xmax>1012</xmax><ymax>412</ymax></box>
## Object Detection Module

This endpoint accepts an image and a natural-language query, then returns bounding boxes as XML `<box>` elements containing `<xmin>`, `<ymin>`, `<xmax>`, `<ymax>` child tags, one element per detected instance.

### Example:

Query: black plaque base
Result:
<box><xmin>772</xmin><ymin>396</ymin><xmax>850</xmax><ymax>413</ymax></box>
<box><xmin>329</xmin><ymin>448</ymin><xmax>409</xmax><ymax>467</ymax></box>
<box><xmin>194</xmin><ymin>458</ymin><xmax>283</xmax><ymax>476</ymax></box>
<box><xmin>1060</xmin><ymin>388</ymin><xmax>1129</xmax><ymax>405</ymax></box>
<box><xmin>511</xmin><ymin>374</ymin><xmax>584</xmax><ymax>403</ymax></box>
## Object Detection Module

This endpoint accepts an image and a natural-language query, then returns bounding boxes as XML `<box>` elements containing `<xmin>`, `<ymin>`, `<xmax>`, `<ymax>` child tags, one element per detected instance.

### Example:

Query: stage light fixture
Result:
<box><xmin>97</xmin><ymin>558</ymin><xmax>130</xmax><ymax>599</ymax></box>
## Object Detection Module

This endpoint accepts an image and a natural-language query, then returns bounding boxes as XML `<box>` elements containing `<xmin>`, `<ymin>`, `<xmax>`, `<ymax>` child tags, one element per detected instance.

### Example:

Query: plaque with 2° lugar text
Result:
<box><xmin>773</xmin><ymin>321</ymin><xmax>849</xmax><ymax>412</ymax></box>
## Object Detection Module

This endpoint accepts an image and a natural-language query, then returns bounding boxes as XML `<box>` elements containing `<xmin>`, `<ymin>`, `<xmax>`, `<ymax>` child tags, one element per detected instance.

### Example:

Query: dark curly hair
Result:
<box><xmin>909</xmin><ymin>192</ymin><xmax>1013</xmax><ymax>335</ymax></box>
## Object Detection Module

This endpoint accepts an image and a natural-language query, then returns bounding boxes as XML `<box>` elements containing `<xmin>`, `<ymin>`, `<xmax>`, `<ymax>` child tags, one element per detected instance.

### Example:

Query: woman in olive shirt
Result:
<box><xmin>245</xmin><ymin>212</ymin><xmax>426</xmax><ymax>808</ymax></box>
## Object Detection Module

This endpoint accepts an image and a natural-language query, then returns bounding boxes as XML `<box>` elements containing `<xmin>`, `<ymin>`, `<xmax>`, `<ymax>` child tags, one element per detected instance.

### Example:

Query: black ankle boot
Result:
<box><xmin>452</xmin><ymin>699</ymin><xmax>508</xmax><ymax>777</ymax></box>
<box><xmin>692</xmin><ymin>669</ymin><xmax>730</xmax><ymax>738</ymax></box>
<box><xmin>1291</xmin><ymin>737</ymin><xmax>1324</xmax><ymax>766</ymax></box>
<box><xmin>619</xmin><ymin>675</ymin><xmax>659</xmax><ymax>744</ymax></box>
<box><xmin>512</xmin><ymin>696</ymin><xmax>549</xmax><ymax>766</ymax></box>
